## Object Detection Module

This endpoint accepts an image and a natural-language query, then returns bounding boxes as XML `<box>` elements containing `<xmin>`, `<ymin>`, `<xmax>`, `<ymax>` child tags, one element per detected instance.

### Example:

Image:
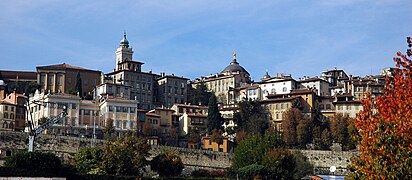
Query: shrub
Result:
<box><xmin>150</xmin><ymin>149</ymin><xmax>184</xmax><ymax>177</ymax></box>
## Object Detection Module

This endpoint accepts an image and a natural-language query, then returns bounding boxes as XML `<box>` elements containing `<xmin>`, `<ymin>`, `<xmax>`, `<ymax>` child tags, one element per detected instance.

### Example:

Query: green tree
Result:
<box><xmin>75</xmin><ymin>72</ymin><xmax>82</xmax><ymax>97</ymax></box>
<box><xmin>150</xmin><ymin>148</ymin><xmax>184</xmax><ymax>177</ymax></box>
<box><xmin>101</xmin><ymin>133</ymin><xmax>150</xmax><ymax>176</ymax></box>
<box><xmin>103</xmin><ymin>118</ymin><xmax>115</xmax><ymax>140</ymax></box>
<box><xmin>188</xmin><ymin>81</ymin><xmax>212</xmax><ymax>106</ymax></box>
<box><xmin>206</xmin><ymin>94</ymin><xmax>224</xmax><ymax>134</ymax></box>
<box><xmin>74</xmin><ymin>147</ymin><xmax>104</xmax><ymax>175</ymax></box>
<box><xmin>232</xmin><ymin>131</ymin><xmax>283</xmax><ymax>170</ymax></box>
<box><xmin>5</xmin><ymin>151</ymin><xmax>62</xmax><ymax>173</ymax></box>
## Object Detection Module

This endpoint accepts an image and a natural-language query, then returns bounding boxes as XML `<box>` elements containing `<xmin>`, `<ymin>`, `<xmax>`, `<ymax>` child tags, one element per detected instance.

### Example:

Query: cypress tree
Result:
<box><xmin>206</xmin><ymin>94</ymin><xmax>224</xmax><ymax>134</ymax></box>
<box><xmin>75</xmin><ymin>72</ymin><xmax>82</xmax><ymax>96</ymax></box>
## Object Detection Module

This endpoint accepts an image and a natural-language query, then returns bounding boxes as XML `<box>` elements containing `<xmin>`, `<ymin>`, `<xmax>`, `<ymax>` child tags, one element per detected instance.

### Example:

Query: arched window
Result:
<box><xmin>271</xmin><ymin>89</ymin><xmax>276</xmax><ymax>94</ymax></box>
<box><xmin>10</xmin><ymin>113</ymin><xmax>14</xmax><ymax>119</ymax></box>
<box><xmin>4</xmin><ymin>113</ymin><xmax>8</xmax><ymax>119</ymax></box>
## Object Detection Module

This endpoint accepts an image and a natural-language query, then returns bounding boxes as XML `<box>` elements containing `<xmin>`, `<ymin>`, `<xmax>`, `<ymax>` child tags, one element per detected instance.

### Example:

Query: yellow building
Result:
<box><xmin>202</xmin><ymin>136</ymin><xmax>232</xmax><ymax>153</ymax></box>
<box><xmin>148</xmin><ymin>107</ymin><xmax>175</xmax><ymax>138</ymax></box>
<box><xmin>171</xmin><ymin>103</ymin><xmax>208</xmax><ymax>136</ymax></box>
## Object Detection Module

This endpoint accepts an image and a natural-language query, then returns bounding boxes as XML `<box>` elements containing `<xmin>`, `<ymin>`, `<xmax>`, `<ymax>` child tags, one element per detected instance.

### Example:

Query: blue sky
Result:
<box><xmin>0</xmin><ymin>0</ymin><xmax>410</xmax><ymax>81</ymax></box>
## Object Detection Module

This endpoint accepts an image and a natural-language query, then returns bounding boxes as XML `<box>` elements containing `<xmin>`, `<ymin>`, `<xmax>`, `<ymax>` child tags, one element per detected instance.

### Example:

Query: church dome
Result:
<box><xmin>221</xmin><ymin>51</ymin><xmax>249</xmax><ymax>75</ymax></box>
<box><xmin>120</xmin><ymin>32</ymin><xmax>129</xmax><ymax>46</ymax></box>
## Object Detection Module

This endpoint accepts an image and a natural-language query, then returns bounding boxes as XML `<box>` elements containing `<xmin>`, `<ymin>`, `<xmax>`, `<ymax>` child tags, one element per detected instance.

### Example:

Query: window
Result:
<box><xmin>123</xmin><ymin>121</ymin><xmax>127</xmax><ymax>129</ymax></box>
<box><xmin>71</xmin><ymin>103</ymin><xmax>77</xmax><ymax>109</ymax></box>
<box><xmin>130</xmin><ymin>121</ymin><xmax>134</xmax><ymax>129</ymax></box>
<box><xmin>10</xmin><ymin>114</ymin><xmax>14</xmax><ymax>119</ymax></box>
<box><xmin>283</xmin><ymin>87</ymin><xmax>287</xmax><ymax>92</ymax></box>
<box><xmin>209</xmin><ymin>140</ymin><xmax>212</xmax><ymax>145</ymax></box>
<box><xmin>11</xmin><ymin>107</ymin><xmax>14</xmax><ymax>111</ymax></box>
<box><xmin>116</xmin><ymin>121</ymin><xmax>120</xmax><ymax>128</ymax></box>
<box><xmin>116</xmin><ymin>106</ymin><xmax>121</xmax><ymax>112</ymax></box>
<box><xmin>130</xmin><ymin>107</ymin><xmax>135</xmax><ymax>113</ymax></box>
<box><xmin>84</xmin><ymin>110</ymin><xmax>90</xmax><ymax>115</ymax></box>
<box><xmin>4</xmin><ymin>113</ymin><xmax>8</xmax><ymax>119</ymax></box>
<box><xmin>109</xmin><ymin>106</ymin><xmax>114</xmax><ymax>112</ymax></box>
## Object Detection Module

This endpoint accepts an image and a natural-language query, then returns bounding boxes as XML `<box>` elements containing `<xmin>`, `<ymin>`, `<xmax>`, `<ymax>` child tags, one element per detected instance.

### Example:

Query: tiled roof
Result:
<box><xmin>37</xmin><ymin>63</ymin><xmax>100</xmax><ymax>72</ymax></box>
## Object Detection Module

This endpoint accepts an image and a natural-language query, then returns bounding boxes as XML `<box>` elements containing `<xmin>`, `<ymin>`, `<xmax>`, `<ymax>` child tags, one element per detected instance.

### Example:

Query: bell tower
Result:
<box><xmin>115</xmin><ymin>32</ymin><xmax>134</xmax><ymax>71</ymax></box>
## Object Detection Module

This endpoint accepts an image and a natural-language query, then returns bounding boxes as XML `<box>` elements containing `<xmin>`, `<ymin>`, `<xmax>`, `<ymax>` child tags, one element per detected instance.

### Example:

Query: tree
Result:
<box><xmin>235</xmin><ymin>100</ymin><xmax>269</xmax><ymax>136</ymax></box>
<box><xmin>141</xmin><ymin>120</ymin><xmax>154</xmax><ymax>137</ymax></box>
<box><xmin>351</xmin><ymin>37</ymin><xmax>412</xmax><ymax>179</ymax></box>
<box><xmin>103</xmin><ymin>118</ymin><xmax>115</xmax><ymax>140</ymax></box>
<box><xmin>261</xmin><ymin>148</ymin><xmax>295</xmax><ymax>179</ymax></box>
<box><xmin>206</xmin><ymin>94</ymin><xmax>224</xmax><ymax>134</ymax></box>
<box><xmin>150</xmin><ymin>149</ymin><xmax>184</xmax><ymax>177</ymax></box>
<box><xmin>75</xmin><ymin>72</ymin><xmax>82</xmax><ymax>97</ymax></box>
<box><xmin>232</xmin><ymin>131</ymin><xmax>283</xmax><ymax>170</ymax></box>
<box><xmin>331</xmin><ymin>113</ymin><xmax>356</xmax><ymax>151</ymax></box>
<box><xmin>74</xmin><ymin>147</ymin><xmax>104</xmax><ymax>175</ymax></box>
<box><xmin>101</xmin><ymin>133</ymin><xmax>150</xmax><ymax>176</ymax></box>
<box><xmin>5</xmin><ymin>151</ymin><xmax>62</xmax><ymax>173</ymax></box>
<box><xmin>211</xmin><ymin>129</ymin><xmax>224</xmax><ymax>149</ymax></box>
<box><xmin>188</xmin><ymin>81</ymin><xmax>212</xmax><ymax>106</ymax></box>
<box><xmin>282</xmin><ymin>108</ymin><xmax>301</xmax><ymax>147</ymax></box>
<box><xmin>296</xmin><ymin>116</ymin><xmax>313</xmax><ymax>149</ymax></box>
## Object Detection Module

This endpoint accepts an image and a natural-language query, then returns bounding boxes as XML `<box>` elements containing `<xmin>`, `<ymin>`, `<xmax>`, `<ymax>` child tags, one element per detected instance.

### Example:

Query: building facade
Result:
<box><xmin>37</xmin><ymin>63</ymin><xmax>102</xmax><ymax>96</ymax></box>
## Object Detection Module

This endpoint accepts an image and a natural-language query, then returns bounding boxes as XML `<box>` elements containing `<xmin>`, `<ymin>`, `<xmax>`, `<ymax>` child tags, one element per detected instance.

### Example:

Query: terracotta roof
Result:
<box><xmin>37</xmin><ymin>63</ymin><xmax>100</xmax><ymax>72</ymax></box>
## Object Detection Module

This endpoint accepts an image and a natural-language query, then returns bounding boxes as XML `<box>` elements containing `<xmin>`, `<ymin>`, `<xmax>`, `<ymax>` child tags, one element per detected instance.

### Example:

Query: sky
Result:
<box><xmin>0</xmin><ymin>0</ymin><xmax>410</xmax><ymax>81</ymax></box>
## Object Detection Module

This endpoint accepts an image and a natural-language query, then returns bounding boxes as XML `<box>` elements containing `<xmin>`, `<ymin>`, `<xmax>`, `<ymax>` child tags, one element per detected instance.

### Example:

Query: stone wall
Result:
<box><xmin>0</xmin><ymin>131</ymin><xmax>357</xmax><ymax>175</ymax></box>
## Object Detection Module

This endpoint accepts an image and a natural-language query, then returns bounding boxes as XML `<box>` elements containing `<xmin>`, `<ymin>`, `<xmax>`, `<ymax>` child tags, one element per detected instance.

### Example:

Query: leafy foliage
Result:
<box><xmin>150</xmin><ymin>149</ymin><xmax>184</xmax><ymax>177</ymax></box>
<box><xmin>188</xmin><ymin>81</ymin><xmax>212</xmax><ymax>106</ymax></box>
<box><xmin>232</xmin><ymin>131</ymin><xmax>283</xmax><ymax>170</ymax></box>
<box><xmin>191</xmin><ymin>169</ymin><xmax>226</xmax><ymax>178</ymax></box>
<box><xmin>75</xmin><ymin>72</ymin><xmax>82</xmax><ymax>97</ymax></box>
<box><xmin>235</xmin><ymin>99</ymin><xmax>269</xmax><ymax>136</ymax></box>
<box><xmin>103</xmin><ymin>118</ymin><xmax>115</xmax><ymax>140</ymax></box>
<box><xmin>331</xmin><ymin>114</ymin><xmax>356</xmax><ymax>150</ymax></box>
<box><xmin>101</xmin><ymin>134</ymin><xmax>150</xmax><ymax>176</ymax></box>
<box><xmin>206</xmin><ymin>94</ymin><xmax>224</xmax><ymax>134</ymax></box>
<box><xmin>261</xmin><ymin>148</ymin><xmax>295</xmax><ymax>179</ymax></box>
<box><xmin>5</xmin><ymin>151</ymin><xmax>62</xmax><ymax>172</ymax></box>
<box><xmin>351</xmin><ymin>37</ymin><xmax>412</xmax><ymax>179</ymax></box>
<box><xmin>211</xmin><ymin>129</ymin><xmax>224</xmax><ymax>145</ymax></box>
<box><xmin>74</xmin><ymin>147</ymin><xmax>104</xmax><ymax>175</ymax></box>
<box><xmin>74</xmin><ymin>133</ymin><xmax>151</xmax><ymax>176</ymax></box>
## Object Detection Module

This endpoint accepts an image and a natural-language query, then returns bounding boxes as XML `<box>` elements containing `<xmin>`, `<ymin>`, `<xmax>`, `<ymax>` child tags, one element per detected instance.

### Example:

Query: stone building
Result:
<box><xmin>29</xmin><ymin>90</ymin><xmax>141</xmax><ymax>138</ymax></box>
<box><xmin>171</xmin><ymin>103</ymin><xmax>208</xmax><ymax>136</ymax></box>
<box><xmin>0</xmin><ymin>92</ymin><xmax>27</xmax><ymax>131</ymax></box>
<box><xmin>156</xmin><ymin>73</ymin><xmax>188</xmax><ymax>107</ymax></box>
<box><xmin>105</xmin><ymin>33</ymin><xmax>157</xmax><ymax>109</ymax></box>
<box><xmin>191</xmin><ymin>51</ymin><xmax>251</xmax><ymax>104</ymax></box>
<box><xmin>36</xmin><ymin>63</ymin><xmax>102</xmax><ymax>96</ymax></box>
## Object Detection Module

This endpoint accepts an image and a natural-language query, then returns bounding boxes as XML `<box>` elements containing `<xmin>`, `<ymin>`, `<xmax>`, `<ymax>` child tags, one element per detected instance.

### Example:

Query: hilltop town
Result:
<box><xmin>0</xmin><ymin>34</ymin><xmax>409</xmax><ymax>179</ymax></box>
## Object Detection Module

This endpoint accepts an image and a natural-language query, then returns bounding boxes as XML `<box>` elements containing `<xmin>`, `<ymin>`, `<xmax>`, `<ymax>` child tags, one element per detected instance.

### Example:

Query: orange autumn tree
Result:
<box><xmin>351</xmin><ymin>37</ymin><xmax>412</xmax><ymax>179</ymax></box>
